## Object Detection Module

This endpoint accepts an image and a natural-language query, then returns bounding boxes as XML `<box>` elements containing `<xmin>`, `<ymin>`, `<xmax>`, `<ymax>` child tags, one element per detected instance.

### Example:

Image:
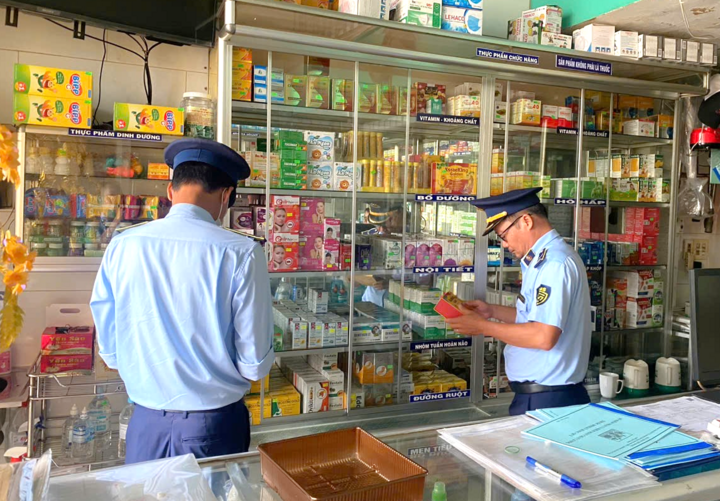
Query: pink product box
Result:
<box><xmin>0</xmin><ymin>350</ymin><xmax>10</xmax><ymax>375</ymax></box>
<box><xmin>404</xmin><ymin>241</ymin><xmax>416</xmax><ymax>268</ymax></box>
<box><xmin>416</xmin><ymin>240</ymin><xmax>443</xmax><ymax>267</ymax></box>
<box><xmin>269</xmin><ymin>231</ymin><xmax>300</xmax><ymax>244</ymax></box>
<box><xmin>322</xmin><ymin>239</ymin><xmax>340</xmax><ymax>270</ymax></box>
<box><xmin>40</xmin><ymin>354</ymin><xmax>93</xmax><ymax>373</ymax></box>
<box><xmin>300</xmin><ymin>235</ymin><xmax>323</xmax><ymax>270</ymax></box>
<box><xmin>300</xmin><ymin>198</ymin><xmax>328</xmax><ymax>228</ymax></box>
<box><xmin>324</xmin><ymin>218</ymin><xmax>341</xmax><ymax>241</ymax></box>
<box><xmin>41</xmin><ymin>326</ymin><xmax>94</xmax><ymax>355</ymax></box>
<box><xmin>270</xmin><ymin>195</ymin><xmax>301</xmax><ymax>207</ymax></box>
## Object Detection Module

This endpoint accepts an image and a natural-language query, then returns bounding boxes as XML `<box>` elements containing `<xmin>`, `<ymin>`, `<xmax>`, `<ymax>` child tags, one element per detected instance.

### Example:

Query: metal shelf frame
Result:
<box><xmin>211</xmin><ymin>0</ymin><xmax>706</xmax><ymax>435</ymax></box>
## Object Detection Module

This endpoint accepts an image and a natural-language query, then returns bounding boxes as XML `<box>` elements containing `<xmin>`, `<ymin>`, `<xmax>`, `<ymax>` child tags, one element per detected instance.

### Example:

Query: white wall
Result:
<box><xmin>0</xmin><ymin>14</ymin><xmax>209</xmax><ymax>367</ymax></box>
<box><xmin>0</xmin><ymin>14</ymin><xmax>210</xmax><ymax>125</ymax></box>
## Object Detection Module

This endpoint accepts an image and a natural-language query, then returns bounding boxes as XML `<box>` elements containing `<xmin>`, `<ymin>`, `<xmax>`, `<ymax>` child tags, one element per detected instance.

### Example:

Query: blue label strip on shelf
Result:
<box><xmin>556</xmin><ymin>127</ymin><xmax>610</xmax><ymax>138</ymax></box>
<box><xmin>415</xmin><ymin>194</ymin><xmax>477</xmax><ymax>202</ymax></box>
<box><xmin>411</xmin><ymin>338</ymin><xmax>472</xmax><ymax>351</ymax></box>
<box><xmin>413</xmin><ymin>266</ymin><xmax>475</xmax><ymax>273</ymax></box>
<box><xmin>68</xmin><ymin>128</ymin><xmax>163</xmax><ymax>142</ymax></box>
<box><xmin>410</xmin><ymin>389</ymin><xmax>471</xmax><ymax>403</ymax></box>
<box><xmin>416</xmin><ymin>114</ymin><xmax>480</xmax><ymax>126</ymax></box>
<box><xmin>554</xmin><ymin>198</ymin><xmax>607</xmax><ymax>206</ymax></box>
<box><xmin>556</xmin><ymin>55</ymin><xmax>613</xmax><ymax>76</ymax></box>
<box><xmin>476</xmin><ymin>48</ymin><xmax>539</xmax><ymax>65</ymax></box>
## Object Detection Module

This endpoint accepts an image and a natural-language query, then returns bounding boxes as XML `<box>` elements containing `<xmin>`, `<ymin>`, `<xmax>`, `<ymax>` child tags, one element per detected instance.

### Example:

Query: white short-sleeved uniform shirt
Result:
<box><xmin>503</xmin><ymin>229</ymin><xmax>591</xmax><ymax>385</ymax></box>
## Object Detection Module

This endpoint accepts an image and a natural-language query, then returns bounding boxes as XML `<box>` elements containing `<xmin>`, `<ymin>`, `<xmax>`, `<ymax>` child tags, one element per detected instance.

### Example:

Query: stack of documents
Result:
<box><xmin>526</xmin><ymin>402</ymin><xmax>720</xmax><ymax>480</ymax></box>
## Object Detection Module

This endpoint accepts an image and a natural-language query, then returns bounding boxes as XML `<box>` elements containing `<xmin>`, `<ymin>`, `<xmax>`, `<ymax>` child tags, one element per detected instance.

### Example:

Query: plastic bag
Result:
<box><xmin>678</xmin><ymin>177</ymin><xmax>713</xmax><ymax>217</ymax></box>
<box><xmin>46</xmin><ymin>454</ymin><xmax>215</xmax><ymax>501</ymax></box>
<box><xmin>5</xmin><ymin>449</ymin><xmax>52</xmax><ymax>501</ymax></box>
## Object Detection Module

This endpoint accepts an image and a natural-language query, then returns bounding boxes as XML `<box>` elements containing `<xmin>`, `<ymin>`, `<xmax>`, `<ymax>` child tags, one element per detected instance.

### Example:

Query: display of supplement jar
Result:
<box><xmin>70</xmin><ymin>221</ymin><xmax>85</xmax><ymax>242</ymax></box>
<box><xmin>67</xmin><ymin>242</ymin><xmax>84</xmax><ymax>257</ymax></box>
<box><xmin>84</xmin><ymin>243</ymin><xmax>103</xmax><ymax>257</ymax></box>
<box><xmin>31</xmin><ymin>242</ymin><xmax>47</xmax><ymax>257</ymax></box>
<box><xmin>85</xmin><ymin>222</ymin><xmax>102</xmax><ymax>243</ymax></box>
<box><xmin>47</xmin><ymin>219</ymin><xmax>65</xmax><ymax>238</ymax></box>
<box><xmin>47</xmin><ymin>243</ymin><xmax>65</xmax><ymax>257</ymax></box>
<box><xmin>182</xmin><ymin>92</ymin><xmax>216</xmax><ymax>140</ymax></box>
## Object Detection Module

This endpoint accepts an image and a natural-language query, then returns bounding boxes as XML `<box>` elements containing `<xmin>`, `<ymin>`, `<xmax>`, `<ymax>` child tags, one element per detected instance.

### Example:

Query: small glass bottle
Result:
<box><xmin>70</xmin><ymin>221</ymin><xmax>85</xmax><ymax>242</ymax></box>
<box><xmin>84</xmin><ymin>222</ymin><xmax>101</xmax><ymax>243</ymax></box>
<box><xmin>46</xmin><ymin>220</ymin><xmax>64</xmax><ymax>238</ymax></box>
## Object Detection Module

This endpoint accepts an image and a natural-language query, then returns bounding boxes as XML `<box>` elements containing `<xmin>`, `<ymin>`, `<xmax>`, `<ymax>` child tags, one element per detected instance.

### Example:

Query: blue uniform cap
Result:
<box><xmin>165</xmin><ymin>139</ymin><xmax>249</xmax><ymax>207</ymax></box>
<box><xmin>471</xmin><ymin>187</ymin><xmax>543</xmax><ymax>236</ymax></box>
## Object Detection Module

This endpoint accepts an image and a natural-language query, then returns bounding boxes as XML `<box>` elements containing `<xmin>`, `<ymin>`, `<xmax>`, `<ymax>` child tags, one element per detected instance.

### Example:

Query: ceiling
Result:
<box><xmin>576</xmin><ymin>0</ymin><xmax>720</xmax><ymax>46</ymax></box>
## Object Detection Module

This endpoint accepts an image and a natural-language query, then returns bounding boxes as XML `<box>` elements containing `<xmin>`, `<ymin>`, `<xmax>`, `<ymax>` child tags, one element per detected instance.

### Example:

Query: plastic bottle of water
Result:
<box><xmin>118</xmin><ymin>398</ymin><xmax>135</xmax><ymax>460</ymax></box>
<box><xmin>88</xmin><ymin>394</ymin><xmax>112</xmax><ymax>451</ymax></box>
<box><xmin>62</xmin><ymin>404</ymin><xmax>78</xmax><ymax>459</ymax></box>
<box><xmin>71</xmin><ymin>407</ymin><xmax>95</xmax><ymax>461</ymax></box>
<box><xmin>274</xmin><ymin>277</ymin><xmax>293</xmax><ymax>301</ymax></box>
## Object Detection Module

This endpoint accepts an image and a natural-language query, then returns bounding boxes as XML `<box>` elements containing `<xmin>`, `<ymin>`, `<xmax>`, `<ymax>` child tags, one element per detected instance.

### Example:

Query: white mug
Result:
<box><xmin>600</xmin><ymin>372</ymin><xmax>624</xmax><ymax>399</ymax></box>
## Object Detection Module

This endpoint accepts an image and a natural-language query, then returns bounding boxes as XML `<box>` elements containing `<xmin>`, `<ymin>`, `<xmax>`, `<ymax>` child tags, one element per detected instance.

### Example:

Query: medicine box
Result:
<box><xmin>441</xmin><ymin>6</ymin><xmax>482</xmax><ymax>35</ymax></box>
<box><xmin>663</xmin><ymin>38</ymin><xmax>681</xmax><ymax>61</ymax></box>
<box><xmin>614</xmin><ymin>31</ymin><xmax>639</xmax><ymax>58</ymax></box>
<box><xmin>41</xmin><ymin>326</ymin><xmax>94</xmax><ymax>355</ymax></box>
<box><xmin>541</xmin><ymin>32</ymin><xmax>572</xmax><ymax>49</ymax></box>
<box><xmin>573</xmin><ymin>24</ymin><xmax>615</xmax><ymax>54</ymax></box>
<box><xmin>639</xmin><ymin>35</ymin><xmax>662</xmax><ymax>59</ymax></box>
<box><xmin>398</xmin><ymin>0</ymin><xmax>442</xmax><ymax>28</ymax></box>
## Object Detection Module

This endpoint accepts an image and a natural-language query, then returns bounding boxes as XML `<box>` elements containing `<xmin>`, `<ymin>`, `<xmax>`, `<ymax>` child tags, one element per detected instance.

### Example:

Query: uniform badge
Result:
<box><xmin>518</xmin><ymin>293</ymin><xmax>525</xmax><ymax>304</ymax></box>
<box><xmin>523</xmin><ymin>250</ymin><xmax>535</xmax><ymax>266</ymax></box>
<box><xmin>536</xmin><ymin>285</ymin><xmax>551</xmax><ymax>306</ymax></box>
<box><xmin>535</xmin><ymin>248</ymin><xmax>548</xmax><ymax>268</ymax></box>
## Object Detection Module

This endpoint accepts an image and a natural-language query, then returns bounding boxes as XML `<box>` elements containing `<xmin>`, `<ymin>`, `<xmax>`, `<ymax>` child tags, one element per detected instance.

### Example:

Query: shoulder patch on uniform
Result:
<box><xmin>518</xmin><ymin>293</ymin><xmax>525</xmax><ymax>304</ymax></box>
<box><xmin>535</xmin><ymin>248</ymin><xmax>548</xmax><ymax>268</ymax></box>
<box><xmin>116</xmin><ymin>221</ymin><xmax>150</xmax><ymax>233</ymax></box>
<box><xmin>536</xmin><ymin>285</ymin><xmax>551</xmax><ymax>306</ymax></box>
<box><xmin>223</xmin><ymin>227</ymin><xmax>266</xmax><ymax>243</ymax></box>
<box><xmin>523</xmin><ymin>249</ymin><xmax>535</xmax><ymax>266</ymax></box>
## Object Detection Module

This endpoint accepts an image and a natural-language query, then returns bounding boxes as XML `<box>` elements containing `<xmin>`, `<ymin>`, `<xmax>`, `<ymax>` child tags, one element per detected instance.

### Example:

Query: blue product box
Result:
<box><xmin>441</xmin><ymin>6</ymin><xmax>483</xmax><ymax>35</ymax></box>
<box><xmin>441</xmin><ymin>0</ymin><xmax>482</xmax><ymax>9</ymax></box>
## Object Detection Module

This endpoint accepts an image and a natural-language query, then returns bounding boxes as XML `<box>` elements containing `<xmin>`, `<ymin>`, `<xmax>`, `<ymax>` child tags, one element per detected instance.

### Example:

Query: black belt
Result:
<box><xmin>510</xmin><ymin>381</ymin><xmax>583</xmax><ymax>394</ymax></box>
<box><xmin>143</xmin><ymin>398</ymin><xmax>245</xmax><ymax>415</ymax></box>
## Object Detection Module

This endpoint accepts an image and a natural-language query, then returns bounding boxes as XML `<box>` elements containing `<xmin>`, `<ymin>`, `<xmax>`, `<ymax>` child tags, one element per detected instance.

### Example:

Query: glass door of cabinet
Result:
<box><xmin>19</xmin><ymin>127</ymin><xmax>172</xmax><ymax>259</ymax></box>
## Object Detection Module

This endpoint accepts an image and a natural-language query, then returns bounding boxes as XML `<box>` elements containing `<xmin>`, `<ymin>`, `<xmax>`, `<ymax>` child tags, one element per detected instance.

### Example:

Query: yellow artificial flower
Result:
<box><xmin>2</xmin><ymin>268</ymin><xmax>28</xmax><ymax>295</ymax></box>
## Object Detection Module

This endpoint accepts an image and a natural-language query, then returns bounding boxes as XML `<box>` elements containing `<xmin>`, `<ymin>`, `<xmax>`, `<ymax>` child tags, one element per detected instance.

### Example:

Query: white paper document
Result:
<box><xmin>627</xmin><ymin>396</ymin><xmax>720</xmax><ymax>435</ymax></box>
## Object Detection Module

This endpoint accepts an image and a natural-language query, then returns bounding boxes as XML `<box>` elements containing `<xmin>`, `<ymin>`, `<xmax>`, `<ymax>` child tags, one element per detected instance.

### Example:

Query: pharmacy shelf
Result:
<box><xmin>609</xmin><ymin>201</ymin><xmax>671</xmax><ymax>208</ymax></box>
<box><xmin>237</xmin><ymin>186</ymin><xmax>411</xmax><ymax>201</ymax></box>
<box><xmin>269</xmin><ymin>269</ymin><xmax>399</xmax><ymax>279</ymax></box>
<box><xmin>353</xmin><ymin>341</ymin><xmax>411</xmax><ymax>351</ymax></box>
<box><xmin>44</xmin><ymin>432</ymin><xmax>124</xmax><ymax>471</ymax></box>
<box><xmin>274</xmin><ymin>346</ymin><xmax>349</xmax><ymax>358</ymax></box>
<box><xmin>497</xmin><ymin>123</ymin><xmax>673</xmax><ymax>149</ymax></box>
<box><xmin>232</xmin><ymin>101</ymin><xmax>482</xmax><ymax>140</ymax></box>
<box><xmin>604</xmin><ymin>327</ymin><xmax>664</xmax><ymax>335</ymax></box>
<box><xmin>21</xmin><ymin>124</ymin><xmax>181</xmax><ymax>149</ymax></box>
<box><xmin>607</xmin><ymin>265</ymin><xmax>667</xmax><ymax>271</ymax></box>
<box><xmin>488</xmin><ymin>266</ymin><xmax>521</xmax><ymax>272</ymax></box>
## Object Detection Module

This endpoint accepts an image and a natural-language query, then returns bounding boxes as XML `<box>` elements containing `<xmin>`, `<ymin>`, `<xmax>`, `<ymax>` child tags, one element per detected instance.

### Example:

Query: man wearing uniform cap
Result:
<box><xmin>90</xmin><ymin>139</ymin><xmax>273</xmax><ymax>463</ymax></box>
<box><xmin>447</xmin><ymin>187</ymin><xmax>591</xmax><ymax>415</ymax></box>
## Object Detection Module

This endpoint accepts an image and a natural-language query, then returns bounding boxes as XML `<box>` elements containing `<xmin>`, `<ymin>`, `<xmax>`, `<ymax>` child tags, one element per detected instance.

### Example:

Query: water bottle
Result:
<box><xmin>71</xmin><ymin>407</ymin><xmax>95</xmax><ymax>461</ymax></box>
<box><xmin>118</xmin><ymin>398</ymin><xmax>135</xmax><ymax>460</ymax></box>
<box><xmin>274</xmin><ymin>277</ymin><xmax>293</xmax><ymax>301</ymax></box>
<box><xmin>88</xmin><ymin>394</ymin><xmax>112</xmax><ymax>451</ymax></box>
<box><xmin>62</xmin><ymin>404</ymin><xmax>78</xmax><ymax>459</ymax></box>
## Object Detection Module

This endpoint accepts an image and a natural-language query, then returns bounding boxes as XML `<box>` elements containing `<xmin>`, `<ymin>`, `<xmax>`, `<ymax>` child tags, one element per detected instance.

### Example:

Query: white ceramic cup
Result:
<box><xmin>600</xmin><ymin>372</ymin><xmax>624</xmax><ymax>399</ymax></box>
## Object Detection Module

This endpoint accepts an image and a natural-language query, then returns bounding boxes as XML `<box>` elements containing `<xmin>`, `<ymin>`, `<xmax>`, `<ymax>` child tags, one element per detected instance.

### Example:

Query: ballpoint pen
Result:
<box><xmin>526</xmin><ymin>456</ymin><xmax>582</xmax><ymax>489</ymax></box>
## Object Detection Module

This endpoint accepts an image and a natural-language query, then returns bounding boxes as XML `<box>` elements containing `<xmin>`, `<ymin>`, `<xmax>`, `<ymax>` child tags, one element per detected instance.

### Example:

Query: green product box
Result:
<box><xmin>553</xmin><ymin>179</ymin><xmax>576</xmax><ymax>198</ymax></box>
<box><xmin>279</xmin><ymin>149</ymin><xmax>308</xmax><ymax>162</ymax></box>
<box><xmin>610</xmin><ymin>178</ymin><xmax>639</xmax><ymax>201</ymax></box>
<box><xmin>541</xmin><ymin>175</ymin><xmax>551</xmax><ymax>198</ymax></box>
<box><xmin>273</xmin><ymin>325</ymin><xmax>284</xmax><ymax>351</ymax></box>
<box><xmin>274</xmin><ymin>130</ymin><xmax>304</xmax><ymax>142</ymax></box>
<box><xmin>580</xmin><ymin>179</ymin><xmax>606</xmax><ymax>199</ymax></box>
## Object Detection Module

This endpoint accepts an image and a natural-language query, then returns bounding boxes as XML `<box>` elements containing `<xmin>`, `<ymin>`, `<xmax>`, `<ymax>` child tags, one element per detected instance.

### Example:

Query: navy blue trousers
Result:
<box><xmin>508</xmin><ymin>383</ymin><xmax>590</xmax><ymax>416</ymax></box>
<box><xmin>125</xmin><ymin>399</ymin><xmax>251</xmax><ymax>464</ymax></box>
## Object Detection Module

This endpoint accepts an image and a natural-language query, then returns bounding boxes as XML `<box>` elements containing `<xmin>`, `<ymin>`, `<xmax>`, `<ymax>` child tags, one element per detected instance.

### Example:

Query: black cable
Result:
<box><xmin>45</xmin><ymin>18</ymin><xmax>145</xmax><ymax>60</ymax></box>
<box><xmin>124</xmin><ymin>32</ymin><xmax>145</xmax><ymax>53</ymax></box>
<box><xmin>93</xmin><ymin>29</ymin><xmax>107</xmax><ymax>126</ymax></box>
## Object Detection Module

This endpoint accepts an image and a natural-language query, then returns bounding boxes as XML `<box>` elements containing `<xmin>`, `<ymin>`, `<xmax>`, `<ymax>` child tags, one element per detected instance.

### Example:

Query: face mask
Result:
<box><xmin>215</xmin><ymin>189</ymin><xmax>228</xmax><ymax>226</ymax></box>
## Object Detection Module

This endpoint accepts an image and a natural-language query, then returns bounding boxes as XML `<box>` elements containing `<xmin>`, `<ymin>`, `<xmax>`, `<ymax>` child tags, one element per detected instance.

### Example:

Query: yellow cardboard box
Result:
<box><xmin>114</xmin><ymin>103</ymin><xmax>184</xmax><ymax>136</ymax></box>
<box><xmin>14</xmin><ymin>64</ymin><xmax>93</xmax><ymax>100</ymax></box>
<box><xmin>13</xmin><ymin>94</ymin><xmax>92</xmax><ymax>128</ymax></box>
